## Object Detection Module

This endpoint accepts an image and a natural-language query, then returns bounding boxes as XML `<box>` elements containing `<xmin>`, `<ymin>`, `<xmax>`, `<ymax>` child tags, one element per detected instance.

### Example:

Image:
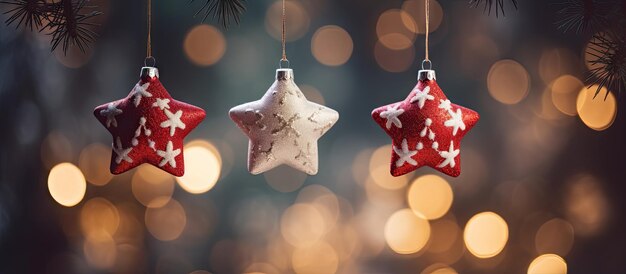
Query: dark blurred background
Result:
<box><xmin>0</xmin><ymin>0</ymin><xmax>624</xmax><ymax>273</ymax></box>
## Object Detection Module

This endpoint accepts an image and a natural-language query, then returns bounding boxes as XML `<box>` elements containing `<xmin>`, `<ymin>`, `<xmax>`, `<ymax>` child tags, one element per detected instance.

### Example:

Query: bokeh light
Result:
<box><xmin>374</xmin><ymin>40</ymin><xmax>416</xmax><ymax>72</ymax></box>
<box><xmin>176</xmin><ymin>140</ymin><xmax>222</xmax><ymax>194</ymax></box>
<box><xmin>527</xmin><ymin>254</ymin><xmax>567</xmax><ymax>274</ymax></box>
<box><xmin>48</xmin><ymin>163</ymin><xmax>86</xmax><ymax>207</ymax></box>
<box><xmin>300</xmin><ymin>85</ymin><xmax>326</xmax><ymax>105</ymax></box>
<box><xmin>145</xmin><ymin>199</ymin><xmax>187</xmax><ymax>241</ymax></box>
<box><xmin>576</xmin><ymin>85</ymin><xmax>617</xmax><ymax>131</ymax></box>
<box><xmin>183</xmin><ymin>24</ymin><xmax>226</xmax><ymax>66</ymax></box>
<box><xmin>427</xmin><ymin>217</ymin><xmax>460</xmax><ymax>254</ymax></box>
<box><xmin>422</xmin><ymin>264</ymin><xmax>458</xmax><ymax>274</ymax></box>
<box><xmin>78</xmin><ymin>143</ymin><xmax>113</xmax><ymax>186</ymax></box>
<box><xmin>132</xmin><ymin>165</ymin><xmax>175</xmax><ymax>208</ymax></box>
<box><xmin>265</xmin><ymin>0</ymin><xmax>310</xmax><ymax>42</ymax></box>
<box><xmin>538</xmin><ymin>48</ymin><xmax>580</xmax><ymax>84</ymax></box>
<box><xmin>281</xmin><ymin>203</ymin><xmax>326</xmax><ymax>248</ymax></box>
<box><xmin>291</xmin><ymin>241</ymin><xmax>338</xmax><ymax>274</ymax></box>
<box><xmin>80</xmin><ymin>198</ymin><xmax>120</xmax><ymax>237</ymax></box>
<box><xmin>311</xmin><ymin>25</ymin><xmax>353</xmax><ymax>66</ymax></box>
<box><xmin>487</xmin><ymin>59</ymin><xmax>530</xmax><ymax>105</ymax></box>
<box><xmin>550</xmin><ymin>75</ymin><xmax>583</xmax><ymax>116</ymax></box>
<box><xmin>384</xmin><ymin>208</ymin><xmax>431</xmax><ymax>254</ymax></box>
<box><xmin>464</xmin><ymin>212</ymin><xmax>509</xmax><ymax>258</ymax></box>
<box><xmin>535</xmin><ymin>218</ymin><xmax>575</xmax><ymax>256</ymax></box>
<box><xmin>408</xmin><ymin>174</ymin><xmax>453</xmax><ymax>220</ymax></box>
<box><xmin>83</xmin><ymin>231</ymin><xmax>116</xmax><ymax>270</ymax></box>
<box><xmin>41</xmin><ymin>131</ymin><xmax>74</xmax><ymax>170</ymax></box>
<box><xmin>376</xmin><ymin>9</ymin><xmax>416</xmax><ymax>50</ymax></box>
<box><xmin>401</xmin><ymin>0</ymin><xmax>444</xmax><ymax>34</ymax></box>
<box><xmin>565</xmin><ymin>174</ymin><xmax>609</xmax><ymax>236</ymax></box>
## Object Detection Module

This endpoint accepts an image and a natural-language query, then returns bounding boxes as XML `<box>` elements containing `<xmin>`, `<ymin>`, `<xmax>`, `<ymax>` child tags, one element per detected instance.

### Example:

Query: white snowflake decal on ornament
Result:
<box><xmin>157</xmin><ymin>141</ymin><xmax>181</xmax><ymax>168</ymax></box>
<box><xmin>444</xmin><ymin>108</ymin><xmax>466</xmax><ymax>136</ymax></box>
<box><xmin>379</xmin><ymin>104</ymin><xmax>405</xmax><ymax>129</ymax></box>
<box><xmin>99</xmin><ymin>102</ymin><xmax>123</xmax><ymax>128</ymax></box>
<box><xmin>438</xmin><ymin>99</ymin><xmax>452</xmax><ymax>111</ymax></box>
<box><xmin>437</xmin><ymin>141</ymin><xmax>460</xmax><ymax>168</ymax></box>
<box><xmin>132</xmin><ymin>117</ymin><xmax>152</xmax><ymax>146</ymax></box>
<box><xmin>152</xmin><ymin>98</ymin><xmax>171</xmax><ymax>110</ymax></box>
<box><xmin>160</xmin><ymin>109</ymin><xmax>186</xmax><ymax>136</ymax></box>
<box><xmin>393</xmin><ymin>139</ymin><xmax>419</xmax><ymax>167</ymax></box>
<box><xmin>113</xmin><ymin>137</ymin><xmax>133</xmax><ymax>164</ymax></box>
<box><xmin>131</xmin><ymin>82</ymin><xmax>152</xmax><ymax>107</ymax></box>
<box><xmin>410</xmin><ymin>86</ymin><xmax>434</xmax><ymax>109</ymax></box>
<box><xmin>420</xmin><ymin>118</ymin><xmax>439</xmax><ymax>149</ymax></box>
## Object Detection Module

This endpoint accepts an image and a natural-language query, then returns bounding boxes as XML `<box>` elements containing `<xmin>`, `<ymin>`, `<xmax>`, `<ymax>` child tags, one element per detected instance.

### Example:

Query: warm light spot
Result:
<box><xmin>281</xmin><ymin>203</ymin><xmax>326</xmax><ymax>247</ymax></box>
<box><xmin>176</xmin><ymin>141</ymin><xmax>221</xmax><ymax>194</ymax></box>
<box><xmin>550</xmin><ymin>75</ymin><xmax>583</xmax><ymax>116</ymax></box>
<box><xmin>265</xmin><ymin>0</ymin><xmax>310</xmax><ymax>42</ymax></box>
<box><xmin>384</xmin><ymin>208</ymin><xmax>431</xmax><ymax>254</ymax></box>
<box><xmin>421</xmin><ymin>264</ymin><xmax>458</xmax><ymax>274</ymax></box>
<box><xmin>41</xmin><ymin>131</ymin><xmax>74</xmax><ymax>169</ymax></box>
<box><xmin>402</xmin><ymin>0</ymin><xmax>444</xmax><ymax>34</ymax></box>
<box><xmin>296</xmin><ymin>185</ymin><xmax>340</xmax><ymax>232</ymax></box>
<box><xmin>264</xmin><ymin>165</ymin><xmax>307</xmax><ymax>193</ymax></box>
<box><xmin>528</xmin><ymin>254</ymin><xmax>567</xmax><ymax>274</ymax></box>
<box><xmin>244</xmin><ymin>262</ymin><xmax>281</xmax><ymax>274</ymax></box>
<box><xmin>369</xmin><ymin>144</ymin><xmax>410</xmax><ymax>190</ymax></box>
<box><xmin>535</xmin><ymin>218</ymin><xmax>575</xmax><ymax>256</ymax></box>
<box><xmin>464</xmin><ymin>212</ymin><xmax>509</xmax><ymax>258</ymax></box>
<box><xmin>84</xmin><ymin>232</ymin><xmax>116</xmax><ymax>269</ymax></box>
<box><xmin>376</xmin><ymin>9</ymin><xmax>417</xmax><ymax>50</ymax></box>
<box><xmin>576</xmin><ymin>85</ymin><xmax>617</xmax><ymax>131</ymax></box>
<box><xmin>78</xmin><ymin>143</ymin><xmax>113</xmax><ymax>186</ymax></box>
<box><xmin>487</xmin><ymin>59</ymin><xmax>530</xmax><ymax>104</ymax></box>
<box><xmin>408</xmin><ymin>175</ymin><xmax>453</xmax><ymax>220</ymax></box>
<box><xmin>183</xmin><ymin>24</ymin><xmax>226</xmax><ymax>66</ymax></box>
<box><xmin>300</xmin><ymin>85</ymin><xmax>326</xmax><ymax>105</ymax></box>
<box><xmin>132</xmin><ymin>165</ymin><xmax>175</xmax><ymax>207</ymax></box>
<box><xmin>80</xmin><ymin>198</ymin><xmax>120</xmax><ymax>237</ymax></box>
<box><xmin>145</xmin><ymin>199</ymin><xmax>186</xmax><ymax>241</ymax></box>
<box><xmin>291</xmin><ymin>241</ymin><xmax>338</xmax><ymax>274</ymax></box>
<box><xmin>48</xmin><ymin>163</ymin><xmax>86</xmax><ymax>207</ymax></box>
<box><xmin>538</xmin><ymin>48</ymin><xmax>580</xmax><ymax>84</ymax></box>
<box><xmin>374</xmin><ymin>40</ymin><xmax>416</xmax><ymax>72</ymax></box>
<box><xmin>564</xmin><ymin>174</ymin><xmax>609</xmax><ymax>236</ymax></box>
<box><xmin>311</xmin><ymin>25</ymin><xmax>353</xmax><ymax>66</ymax></box>
<box><xmin>584</xmin><ymin>33</ymin><xmax>611</xmax><ymax>71</ymax></box>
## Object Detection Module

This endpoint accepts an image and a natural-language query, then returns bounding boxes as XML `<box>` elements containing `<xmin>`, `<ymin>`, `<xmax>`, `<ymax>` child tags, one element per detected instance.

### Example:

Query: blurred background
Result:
<box><xmin>0</xmin><ymin>0</ymin><xmax>624</xmax><ymax>273</ymax></box>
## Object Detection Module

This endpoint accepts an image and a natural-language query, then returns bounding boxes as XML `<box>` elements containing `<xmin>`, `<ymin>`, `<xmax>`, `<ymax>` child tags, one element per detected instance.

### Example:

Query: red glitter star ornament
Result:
<box><xmin>372</xmin><ymin>69</ymin><xmax>479</xmax><ymax>177</ymax></box>
<box><xmin>94</xmin><ymin>66</ymin><xmax>206</xmax><ymax>176</ymax></box>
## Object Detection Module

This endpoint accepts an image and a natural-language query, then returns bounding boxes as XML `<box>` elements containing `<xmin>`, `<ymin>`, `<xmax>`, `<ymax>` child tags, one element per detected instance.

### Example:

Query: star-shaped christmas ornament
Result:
<box><xmin>230</xmin><ymin>68</ymin><xmax>339</xmax><ymax>175</ymax></box>
<box><xmin>94</xmin><ymin>66</ymin><xmax>206</xmax><ymax>176</ymax></box>
<box><xmin>372</xmin><ymin>69</ymin><xmax>479</xmax><ymax>177</ymax></box>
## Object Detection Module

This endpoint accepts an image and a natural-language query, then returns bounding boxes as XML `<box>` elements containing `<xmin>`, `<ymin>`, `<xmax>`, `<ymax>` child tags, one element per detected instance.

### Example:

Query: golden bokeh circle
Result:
<box><xmin>550</xmin><ymin>75</ymin><xmax>583</xmax><ymax>116</ymax></box>
<box><xmin>80</xmin><ymin>198</ymin><xmax>120</xmax><ymax>237</ymax></box>
<box><xmin>265</xmin><ymin>0</ymin><xmax>310</xmax><ymax>42</ymax></box>
<box><xmin>401</xmin><ymin>0</ymin><xmax>444</xmax><ymax>34</ymax></box>
<box><xmin>576</xmin><ymin>85</ymin><xmax>617</xmax><ymax>131</ymax></box>
<box><xmin>132</xmin><ymin>165</ymin><xmax>175</xmax><ymax>207</ymax></box>
<box><xmin>48</xmin><ymin>163</ymin><xmax>86</xmax><ymax>207</ymax></box>
<box><xmin>78</xmin><ymin>143</ymin><xmax>113</xmax><ymax>186</ymax></box>
<box><xmin>183</xmin><ymin>24</ymin><xmax>226</xmax><ymax>66</ymax></box>
<box><xmin>291</xmin><ymin>241</ymin><xmax>338</xmax><ymax>274</ymax></box>
<box><xmin>176</xmin><ymin>141</ymin><xmax>221</xmax><ymax>194</ymax></box>
<box><xmin>83</xmin><ymin>232</ymin><xmax>117</xmax><ymax>269</ymax></box>
<box><xmin>408</xmin><ymin>174</ymin><xmax>453</xmax><ymax>220</ymax></box>
<box><xmin>311</xmin><ymin>25</ymin><xmax>353</xmax><ymax>66</ymax></box>
<box><xmin>369</xmin><ymin>144</ymin><xmax>410</xmax><ymax>190</ymax></box>
<box><xmin>374</xmin><ymin>40</ymin><xmax>416</xmax><ymax>73</ymax></box>
<box><xmin>281</xmin><ymin>203</ymin><xmax>326</xmax><ymax>248</ymax></box>
<box><xmin>376</xmin><ymin>9</ymin><xmax>417</xmax><ymax>50</ymax></box>
<box><xmin>535</xmin><ymin>218</ymin><xmax>575</xmax><ymax>256</ymax></box>
<box><xmin>487</xmin><ymin>59</ymin><xmax>530</xmax><ymax>105</ymax></box>
<box><xmin>464</xmin><ymin>212</ymin><xmax>509</xmax><ymax>258</ymax></box>
<box><xmin>145</xmin><ymin>199</ymin><xmax>187</xmax><ymax>241</ymax></box>
<box><xmin>527</xmin><ymin>254</ymin><xmax>567</xmax><ymax>274</ymax></box>
<box><xmin>384</xmin><ymin>208</ymin><xmax>431</xmax><ymax>254</ymax></box>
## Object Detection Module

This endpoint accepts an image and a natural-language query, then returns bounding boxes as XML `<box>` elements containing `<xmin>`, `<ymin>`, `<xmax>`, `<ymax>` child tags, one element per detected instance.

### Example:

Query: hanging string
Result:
<box><xmin>424</xmin><ymin>0</ymin><xmax>430</xmax><ymax>63</ymax></box>
<box><xmin>147</xmin><ymin>0</ymin><xmax>152</xmax><ymax>58</ymax></box>
<box><xmin>280</xmin><ymin>0</ymin><xmax>288</xmax><ymax>65</ymax></box>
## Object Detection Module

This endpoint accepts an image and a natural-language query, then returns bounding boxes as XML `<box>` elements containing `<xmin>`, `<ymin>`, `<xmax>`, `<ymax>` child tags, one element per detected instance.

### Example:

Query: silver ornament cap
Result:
<box><xmin>276</xmin><ymin>68</ymin><xmax>294</xmax><ymax>81</ymax></box>
<box><xmin>418</xmin><ymin>69</ymin><xmax>436</xmax><ymax>81</ymax></box>
<box><xmin>140</xmin><ymin>66</ymin><xmax>159</xmax><ymax>79</ymax></box>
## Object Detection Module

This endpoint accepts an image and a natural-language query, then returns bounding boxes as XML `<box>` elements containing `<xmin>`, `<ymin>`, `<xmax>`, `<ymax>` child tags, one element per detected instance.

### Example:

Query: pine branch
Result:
<box><xmin>190</xmin><ymin>0</ymin><xmax>246</xmax><ymax>28</ymax></box>
<box><xmin>555</xmin><ymin>0</ymin><xmax>611</xmax><ymax>33</ymax></box>
<box><xmin>586</xmin><ymin>29</ymin><xmax>626</xmax><ymax>99</ymax></box>
<box><xmin>0</xmin><ymin>0</ymin><xmax>101</xmax><ymax>54</ymax></box>
<box><xmin>468</xmin><ymin>0</ymin><xmax>518</xmax><ymax>17</ymax></box>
